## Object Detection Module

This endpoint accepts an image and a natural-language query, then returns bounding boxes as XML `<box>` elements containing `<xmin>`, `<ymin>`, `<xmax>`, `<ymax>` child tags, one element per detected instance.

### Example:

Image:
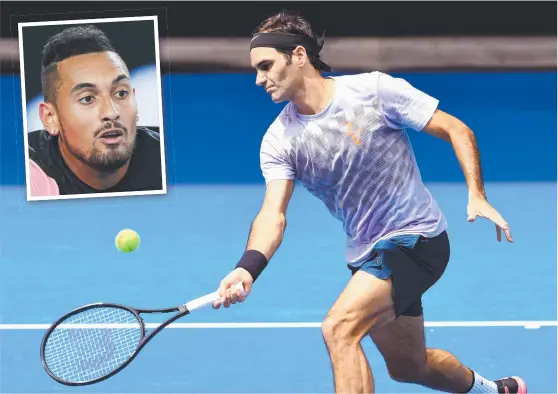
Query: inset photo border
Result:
<box><xmin>18</xmin><ymin>16</ymin><xmax>167</xmax><ymax>201</ymax></box>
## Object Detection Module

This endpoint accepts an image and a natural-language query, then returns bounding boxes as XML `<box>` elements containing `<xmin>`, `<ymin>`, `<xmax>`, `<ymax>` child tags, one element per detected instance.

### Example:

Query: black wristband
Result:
<box><xmin>236</xmin><ymin>250</ymin><xmax>268</xmax><ymax>281</ymax></box>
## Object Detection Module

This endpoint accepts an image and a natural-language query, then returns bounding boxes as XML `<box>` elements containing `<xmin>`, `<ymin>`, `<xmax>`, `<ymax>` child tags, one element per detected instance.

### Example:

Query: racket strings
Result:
<box><xmin>43</xmin><ymin>307</ymin><xmax>142</xmax><ymax>383</ymax></box>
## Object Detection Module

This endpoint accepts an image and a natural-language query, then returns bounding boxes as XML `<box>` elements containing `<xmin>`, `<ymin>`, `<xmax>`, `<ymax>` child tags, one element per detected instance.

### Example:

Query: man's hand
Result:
<box><xmin>467</xmin><ymin>195</ymin><xmax>513</xmax><ymax>243</ymax></box>
<box><xmin>213</xmin><ymin>268</ymin><xmax>254</xmax><ymax>309</ymax></box>
<box><xmin>421</xmin><ymin>110</ymin><xmax>514</xmax><ymax>244</ymax></box>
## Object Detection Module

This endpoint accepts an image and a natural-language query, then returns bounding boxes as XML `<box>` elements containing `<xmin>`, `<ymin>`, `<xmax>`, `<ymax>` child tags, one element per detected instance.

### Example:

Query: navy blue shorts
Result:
<box><xmin>349</xmin><ymin>231</ymin><xmax>450</xmax><ymax>317</ymax></box>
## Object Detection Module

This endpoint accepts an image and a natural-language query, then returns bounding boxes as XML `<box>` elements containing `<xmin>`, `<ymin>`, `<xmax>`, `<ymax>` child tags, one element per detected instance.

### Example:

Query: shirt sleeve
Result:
<box><xmin>29</xmin><ymin>159</ymin><xmax>60</xmax><ymax>197</ymax></box>
<box><xmin>376</xmin><ymin>72</ymin><xmax>439</xmax><ymax>131</ymax></box>
<box><xmin>260</xmin><ymin>132</ymin><xmax>295</xmax><ymax>185</ymax></box>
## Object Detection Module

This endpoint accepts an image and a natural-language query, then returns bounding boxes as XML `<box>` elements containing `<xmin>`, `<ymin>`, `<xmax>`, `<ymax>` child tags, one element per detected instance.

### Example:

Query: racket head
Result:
<box><xmin>40</xmin><ymin>303</ymin><xmax>145</xmax><ymax>386</ymax></box>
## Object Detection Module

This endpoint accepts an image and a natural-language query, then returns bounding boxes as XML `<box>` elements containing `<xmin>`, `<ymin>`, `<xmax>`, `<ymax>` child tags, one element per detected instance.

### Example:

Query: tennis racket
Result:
<box><xmin>40</xmin><ymin>282</ymin><xmax>245</xmax><ymax>386</ymax></box>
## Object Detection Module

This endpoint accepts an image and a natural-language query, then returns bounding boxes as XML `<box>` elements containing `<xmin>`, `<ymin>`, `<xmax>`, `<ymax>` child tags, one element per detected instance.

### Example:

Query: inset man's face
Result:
<box><xmin>46</xmin><ymin>51</ymin><xmax>138</xmax><ymax>172</ymax></box>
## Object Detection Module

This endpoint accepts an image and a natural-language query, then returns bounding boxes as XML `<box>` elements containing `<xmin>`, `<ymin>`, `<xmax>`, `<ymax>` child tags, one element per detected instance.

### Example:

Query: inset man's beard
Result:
<box><xmin>59</xmin><ymin>126</ymin><xmax>137</xmax><ymax>173</ymax></box>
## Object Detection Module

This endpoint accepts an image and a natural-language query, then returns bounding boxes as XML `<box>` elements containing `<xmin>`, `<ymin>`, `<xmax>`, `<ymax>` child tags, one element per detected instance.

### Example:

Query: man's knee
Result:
<box><xmin>322</xmin><ymin>307</ymin><xmax>392</xmax><ymax>349</ymax></box>
<box><xmin>321</xmin><ymin>312</ymin><xmax>359</xmax><ymax>348</ymax></box>
<box><xmin>322</xmin><ymin>270</ymin><xmax>396</xmax><ymax>349</ymax></box>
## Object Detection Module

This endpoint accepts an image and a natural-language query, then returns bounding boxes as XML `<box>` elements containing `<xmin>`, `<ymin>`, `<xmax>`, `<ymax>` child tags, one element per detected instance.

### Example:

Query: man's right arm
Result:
<box><xmin>244</xmin><ymin>179</ymin><xmax>295</xmax><ymax>262</ymax></box>
<box><xmin>213</xmin><ymin>129</ymin><xmax>296</xmax><ymax>309</ymax></box>
<box><xmin>240</xmin><ymin>129</ymin><xmax>296</xmax><ymax>277</ymax></box>
<box><xmin>231</xmin><ymin>178</ymin><xmax>295</xmax><ymax>286</ymax></box>
<box><xmin>213</xmin><ymin>179</ymin><xmax>294</xmax><ymax>309</ymax></box>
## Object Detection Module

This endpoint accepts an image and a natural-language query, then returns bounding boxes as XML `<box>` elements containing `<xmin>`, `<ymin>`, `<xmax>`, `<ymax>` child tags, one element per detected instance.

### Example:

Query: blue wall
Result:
<box><xmin>1</xmin><ymin>71</ymin><xmax>556</xmax><ymax>185</ymax></box>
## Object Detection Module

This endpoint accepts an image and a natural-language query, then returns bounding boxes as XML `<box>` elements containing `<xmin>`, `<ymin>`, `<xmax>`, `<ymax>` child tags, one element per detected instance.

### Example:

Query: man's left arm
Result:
<box><xmin>422</xmin><ymin>109</ymin><xmax>513</xmax><ymax>243</ymax></box>
<box><xmin>375</xmin><ymin>72</ymin><xmax>512</xmax><ymax>243</ymax></box>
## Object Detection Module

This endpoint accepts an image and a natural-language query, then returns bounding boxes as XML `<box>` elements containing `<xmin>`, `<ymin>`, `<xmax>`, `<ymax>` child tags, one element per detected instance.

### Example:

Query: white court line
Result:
<box><xmin>0</xmin><ymin>321</ymin><xmax>556</xmax><ymax>330</ymax></box>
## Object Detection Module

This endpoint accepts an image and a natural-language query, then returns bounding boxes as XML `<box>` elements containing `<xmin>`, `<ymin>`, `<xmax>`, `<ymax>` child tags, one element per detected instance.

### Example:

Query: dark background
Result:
<box><xmin>2</xmin><ymin>1</ymin><xmax>556</xmax><ymax>40</ymax></box>
<box><xmin>21</xmin><ymin>19</ymin><xmax>157</xmax><ymax>102</ymax></box>
<box><xmin>0</xmin><ymin>1</ymin><xmax>556</xmax><ymax>186</ymax></box>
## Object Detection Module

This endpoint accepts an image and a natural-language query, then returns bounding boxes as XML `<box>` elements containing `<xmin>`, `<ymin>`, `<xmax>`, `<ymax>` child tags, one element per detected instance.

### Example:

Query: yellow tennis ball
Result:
<box><xmin>115</xmin><ymin>229</ymin><xmax>140</xmax><ymax>253</ymax></box>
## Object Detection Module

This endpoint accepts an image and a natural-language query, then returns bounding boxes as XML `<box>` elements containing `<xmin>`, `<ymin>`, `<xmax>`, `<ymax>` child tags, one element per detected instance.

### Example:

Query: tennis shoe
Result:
<box><xmin>494</xmin><ymin>376</ymin><xmax>527</xmax><ymax>394</ymax></box>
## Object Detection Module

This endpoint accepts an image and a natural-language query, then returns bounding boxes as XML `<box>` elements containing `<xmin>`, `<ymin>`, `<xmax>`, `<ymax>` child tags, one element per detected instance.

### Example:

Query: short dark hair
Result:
<box><xmin>254</xmin><ymin>10</ymin><xmax>326</xmax><ymax>70</ymax></box>
<box><xmin>40</xmin><ymin>25</ymin><xmax>116</xmax><ymax>103</ymax></box>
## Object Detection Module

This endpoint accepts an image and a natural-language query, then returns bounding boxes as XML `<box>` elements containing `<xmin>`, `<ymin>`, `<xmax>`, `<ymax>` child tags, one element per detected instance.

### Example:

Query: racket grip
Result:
<box><xmin>182</xmin><ymin>282</ymin><xmax>246</xmax><ymax>313</ymax></box>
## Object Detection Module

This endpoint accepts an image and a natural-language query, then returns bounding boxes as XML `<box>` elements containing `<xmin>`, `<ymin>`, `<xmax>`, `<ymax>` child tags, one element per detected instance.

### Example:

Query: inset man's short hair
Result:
<box><xmin>41</xmin><ymin>25</ymin><xmax>115</xmax><ymax>103</ymax></box>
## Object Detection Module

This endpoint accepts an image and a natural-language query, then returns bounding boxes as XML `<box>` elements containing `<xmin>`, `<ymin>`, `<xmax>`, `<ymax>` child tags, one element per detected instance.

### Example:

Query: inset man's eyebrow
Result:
<box><xmin>70</xmin><ymin>74</ymin><xmax>130</xmax><ymax>93</ymax></box>
<box><xmin>112</xmin><ymin>74</ymin><xmax>130</xmax><ymax>85</ymax></box>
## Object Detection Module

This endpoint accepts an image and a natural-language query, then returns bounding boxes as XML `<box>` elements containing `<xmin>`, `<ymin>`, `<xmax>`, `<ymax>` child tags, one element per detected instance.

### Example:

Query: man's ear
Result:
<box><xmin>293</xmin><ymin>45</ymin><xmax>308</xmax><ymax>68</ymax></box>
<box><xmin>39</xmin><ymin>101</ymin><xmax>61</xmax><ymax>136</ymax></box>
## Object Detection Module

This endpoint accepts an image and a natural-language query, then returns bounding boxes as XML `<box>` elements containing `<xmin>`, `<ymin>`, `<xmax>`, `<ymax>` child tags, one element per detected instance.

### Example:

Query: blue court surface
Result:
<box><xmin>0</xmin><ymin>182</ymin><xmax>556</xmax><ymax>393</ymax></box>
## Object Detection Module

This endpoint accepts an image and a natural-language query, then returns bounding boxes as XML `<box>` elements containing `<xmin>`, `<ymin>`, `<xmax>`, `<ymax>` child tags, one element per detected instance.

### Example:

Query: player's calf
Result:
<box><xmin>385</xmin><ymin>358</ymin><xmax>428</xmax><ymax>385</ymax></box>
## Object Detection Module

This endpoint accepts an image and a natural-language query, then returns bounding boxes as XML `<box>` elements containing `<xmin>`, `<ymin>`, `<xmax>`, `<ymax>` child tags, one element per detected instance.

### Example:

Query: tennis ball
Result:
<box><xmin>115</xmin><ymin>229</ymin><xmax>140</xmax><ymax>253</ymax></box>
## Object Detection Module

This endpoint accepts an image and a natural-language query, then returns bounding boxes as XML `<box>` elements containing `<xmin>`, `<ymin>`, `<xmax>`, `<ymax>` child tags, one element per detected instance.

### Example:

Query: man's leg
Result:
<box><xmin>369</xmin><ymin>312</ymin><xmax>528</xmax><ymax>394</ymax></box>
<box><xmin>369</xmin><ymin>313</ymin><xmax>473</xmax><ymax>392</ymax></box>
<box><xmin>321</xmin><ymin>270</ymin><xmax>397</xmax><ymax>394</ymax></box>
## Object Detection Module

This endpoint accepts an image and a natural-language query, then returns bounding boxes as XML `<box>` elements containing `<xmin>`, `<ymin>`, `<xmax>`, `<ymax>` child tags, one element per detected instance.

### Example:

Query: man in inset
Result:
<box><xmin>27</xmin><ymin>24</ymin><xmax>163</xmax><ymax>196</ymax></box>
<box><xmin>214</xmin><ymin>11</ymin><xmax>526</xmax><ymax>394</ymax></box>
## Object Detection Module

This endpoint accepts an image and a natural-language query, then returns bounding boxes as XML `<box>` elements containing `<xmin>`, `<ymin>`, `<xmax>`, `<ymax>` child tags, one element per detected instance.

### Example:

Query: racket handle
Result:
<box><xmin>182</xmin><ymin>282</ymin><xmax>246</xmax><ymax>313</ymax></box>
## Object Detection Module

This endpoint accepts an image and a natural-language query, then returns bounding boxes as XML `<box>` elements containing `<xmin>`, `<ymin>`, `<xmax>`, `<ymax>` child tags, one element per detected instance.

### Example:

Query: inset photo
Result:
<box><xmin>18</xmin><ymin>16</ymin><xmax>167</xmax><ymax>201</ymax></box>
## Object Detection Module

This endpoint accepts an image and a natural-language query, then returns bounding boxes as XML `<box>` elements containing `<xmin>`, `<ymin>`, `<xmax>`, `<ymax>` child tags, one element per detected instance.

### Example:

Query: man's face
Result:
<box><xmin>49</xmin><ymin>51</ymin><xmax>138</xmax><ymax>172</ymax></box>
<box><xmin>250</xmin><ymin>47</ymin><xmax>301</xmax><ymax>103</ymax></box>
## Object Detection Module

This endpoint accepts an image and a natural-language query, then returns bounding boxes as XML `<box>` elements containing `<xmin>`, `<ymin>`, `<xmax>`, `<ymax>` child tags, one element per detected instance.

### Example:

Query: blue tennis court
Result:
<box><xmin>1</xmin><ymin>71</ymin><xmax>556</xmax><ymax>393</ymax></box>
<box><xmin>0</xmin><ymin>181</ymin><xmax>556</xmax><ymax>393</ymax></box>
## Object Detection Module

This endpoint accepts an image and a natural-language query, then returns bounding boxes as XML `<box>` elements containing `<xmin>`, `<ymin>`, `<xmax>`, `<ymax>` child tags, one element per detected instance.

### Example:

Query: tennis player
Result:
<box><xmin>28</xmin><ymin>24</ymin><xmax>163</xmax><ymax>196</ymax></box>
<box><xmin>214</xmin><ymin>11</ymin><xmax>525</xmax><ymax>394</ymax></box>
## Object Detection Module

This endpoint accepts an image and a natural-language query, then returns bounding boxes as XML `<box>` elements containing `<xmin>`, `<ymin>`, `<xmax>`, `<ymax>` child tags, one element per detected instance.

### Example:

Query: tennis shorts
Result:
<box><xmin>349</xmin><ymin>231</ymin><xmax>450</xmax><ymax>318</ymax></box>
